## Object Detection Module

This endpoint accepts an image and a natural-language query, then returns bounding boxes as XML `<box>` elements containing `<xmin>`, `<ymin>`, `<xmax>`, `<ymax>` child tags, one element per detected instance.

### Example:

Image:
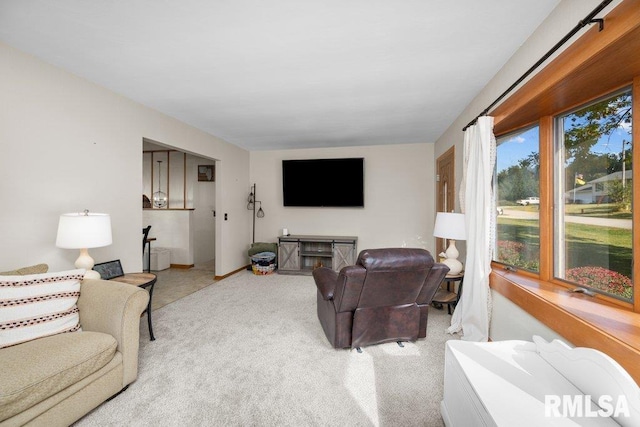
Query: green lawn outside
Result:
<box><xmin>496</xmin><ymin>217</ymin><xmax>632</xmax><ymax>278</ymax></box>
<box><xmin>565</xmin><ymin>203</ymin><xmax>632</xmax><ymax>220</ymax></box>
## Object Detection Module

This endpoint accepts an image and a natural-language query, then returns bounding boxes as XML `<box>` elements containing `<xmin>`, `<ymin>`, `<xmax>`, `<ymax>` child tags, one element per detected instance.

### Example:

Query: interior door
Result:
<box><xmin>436</xmin><ymin>147</ymin><xmax>455</xmax><ymax>255</ymax></box>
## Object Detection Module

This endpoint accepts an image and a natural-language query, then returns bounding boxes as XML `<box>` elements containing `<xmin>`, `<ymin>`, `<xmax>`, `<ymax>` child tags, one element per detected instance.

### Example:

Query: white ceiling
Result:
<box><xmin>0</xmin><ymin>0</ymin><xmax>560</xmax><ymax>151</ymax></box>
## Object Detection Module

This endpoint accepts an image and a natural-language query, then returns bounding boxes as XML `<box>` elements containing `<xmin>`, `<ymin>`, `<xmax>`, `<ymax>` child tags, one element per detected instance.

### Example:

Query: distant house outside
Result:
<box><xmin>565</xmin><ymin>170</ymin><xmax>632</xmax><ymax>204</ymax></box>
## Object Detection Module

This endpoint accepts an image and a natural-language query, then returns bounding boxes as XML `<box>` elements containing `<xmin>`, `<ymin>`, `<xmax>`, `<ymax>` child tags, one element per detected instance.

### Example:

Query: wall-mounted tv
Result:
<box><xmin>283</xmin><ymin>158</ymin><xmax>364</xmax><ymax>207</ymax></box>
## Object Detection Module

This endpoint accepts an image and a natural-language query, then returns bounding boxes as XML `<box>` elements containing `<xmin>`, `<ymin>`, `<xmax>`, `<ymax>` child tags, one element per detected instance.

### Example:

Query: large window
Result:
<box><xmin>495</xmin><ymin>126</ymin><xmax>540</xmax><ymax>272</ymax></box>
<box><xmin>554</xmin><ymin>89</ymin><xmax>633</xmax><ymax>301</ymax></box>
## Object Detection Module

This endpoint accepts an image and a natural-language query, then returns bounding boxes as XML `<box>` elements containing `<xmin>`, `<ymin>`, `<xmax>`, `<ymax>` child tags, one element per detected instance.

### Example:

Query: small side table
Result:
<box><xmin>432</xmin><ymin>272</ymin><xmax>464</xmax><ymax>315</ymax></box>
<box><xmin>112</xmin><ymin>272</ymin><xmax>156</xmax><ymax>341</ymax></box>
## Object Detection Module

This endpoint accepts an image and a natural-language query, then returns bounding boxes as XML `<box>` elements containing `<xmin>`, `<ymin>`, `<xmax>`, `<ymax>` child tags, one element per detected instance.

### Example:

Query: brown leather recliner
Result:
<box><xmin>312</xmin><ymin>248</ymin><xmax>450</xmax><ymax>349</ymax></box>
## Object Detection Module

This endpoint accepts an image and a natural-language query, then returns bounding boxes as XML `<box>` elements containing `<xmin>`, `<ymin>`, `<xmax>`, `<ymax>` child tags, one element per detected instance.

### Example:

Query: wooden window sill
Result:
<box><xmin>490</xmin><ymin>268</ymin><xmax>640</xmax><ymax>384</ymax></box>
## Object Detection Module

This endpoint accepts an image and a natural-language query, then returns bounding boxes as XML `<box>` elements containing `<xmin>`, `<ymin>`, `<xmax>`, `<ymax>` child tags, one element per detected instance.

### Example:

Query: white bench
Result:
<box><xmin>441</xmin><ymin>336</ymin><xmax>640</xmax><ymax>426</ymax></box>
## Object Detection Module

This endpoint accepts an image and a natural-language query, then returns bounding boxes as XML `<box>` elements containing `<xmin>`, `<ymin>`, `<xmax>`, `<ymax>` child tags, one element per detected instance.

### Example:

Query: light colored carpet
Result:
<box><xmin>77</xmin><ymin>271</ymin><xmax>458</xmax><ymax>426</ymax></box>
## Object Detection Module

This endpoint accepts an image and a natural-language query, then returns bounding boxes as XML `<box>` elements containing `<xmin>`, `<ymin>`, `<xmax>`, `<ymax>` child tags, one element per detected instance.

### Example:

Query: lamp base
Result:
<box><xmin>83</xmin><ymin>270</ymin><xmax>101</xmax><ymax>280</ymax></box>
<box><xmin>442</xmin><ymin>258</ymin><xmax>463</xmax><ymax>276</ymax></box>
<box><xmin>75</xmin><ymin>248</ymin><xmax>100</xmax><ymax>280</ymax></box>
<box><xmin>442</xmin><ymin>240</ymin><xmax>463</xmax><ymax>275</ymax></box>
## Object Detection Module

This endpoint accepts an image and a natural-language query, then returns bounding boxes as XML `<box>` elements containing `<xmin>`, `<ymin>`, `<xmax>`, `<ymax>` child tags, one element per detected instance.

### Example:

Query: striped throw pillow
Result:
<box><xmin>0</xmin><ymin>269</ymin><xmax>84</xmax><ymax>348</ymax></box>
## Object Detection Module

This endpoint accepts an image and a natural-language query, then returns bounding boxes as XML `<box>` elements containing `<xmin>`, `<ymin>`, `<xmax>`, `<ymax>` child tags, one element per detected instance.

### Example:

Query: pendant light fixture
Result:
<box><xmin>153</xmin><ymin>160</ymin><xmax>168</xmax><ymax>208</ymax></box>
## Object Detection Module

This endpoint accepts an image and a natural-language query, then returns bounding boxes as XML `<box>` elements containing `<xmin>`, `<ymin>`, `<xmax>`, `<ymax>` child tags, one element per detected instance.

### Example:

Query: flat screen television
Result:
<box><xmin>282</xmin><ymin>158</ymin><xmax>364</xmax><ymax>207</ymax></box>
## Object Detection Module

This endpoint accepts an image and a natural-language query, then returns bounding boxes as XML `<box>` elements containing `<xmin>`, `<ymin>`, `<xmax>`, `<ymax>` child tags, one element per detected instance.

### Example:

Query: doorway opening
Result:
<box><xmin>142</xmin><ymin>138</ymin><xmax>219</xmax><ymax>310</ymax></box>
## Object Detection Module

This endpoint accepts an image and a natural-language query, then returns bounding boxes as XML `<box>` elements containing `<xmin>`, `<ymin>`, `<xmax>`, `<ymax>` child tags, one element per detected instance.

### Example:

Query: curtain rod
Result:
<box><xmin>462</xmin><ymin>0</ymin><xmax>613</xmax><ymax>132</ymax></box>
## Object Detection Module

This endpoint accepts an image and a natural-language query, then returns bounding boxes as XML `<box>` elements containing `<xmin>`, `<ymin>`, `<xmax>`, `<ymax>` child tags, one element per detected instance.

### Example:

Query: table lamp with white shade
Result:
<box><xmin>433</xmin><ymin>212</ymin><xmax>466</xmax><ymax>275</ymax></box>
<box><xmin>56</xmin><ymin>210</ymin><xmax>112</xmax><ymax>280</ymax></box>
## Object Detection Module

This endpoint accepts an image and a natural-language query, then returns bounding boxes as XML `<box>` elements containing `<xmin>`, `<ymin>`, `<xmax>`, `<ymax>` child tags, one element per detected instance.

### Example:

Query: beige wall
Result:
<box><xmin>0</xmin><ymin>42</ymin><xmax>249</xmax><ymax>276</ymax></box>
<box><xmin>489</xmin><ymin>291</ymin><xmax>568</xmax><ymax>344</ymax></box>
<box><xmin>435</xmin><ymin>0</ymin><xmax>623</xmax><ymax>341</ymax></box>
<box><xmin>249</xmin><ymin>143</ymin><xmax>436</xmax><ymax>253</ymax></box>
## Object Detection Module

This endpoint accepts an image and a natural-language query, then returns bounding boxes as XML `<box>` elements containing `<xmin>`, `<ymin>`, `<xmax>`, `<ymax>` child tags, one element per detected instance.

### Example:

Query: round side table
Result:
<box><xmin>432</xmin><ymin>272</ymin><xmax>464</xmax><ymax>314</ymax></box>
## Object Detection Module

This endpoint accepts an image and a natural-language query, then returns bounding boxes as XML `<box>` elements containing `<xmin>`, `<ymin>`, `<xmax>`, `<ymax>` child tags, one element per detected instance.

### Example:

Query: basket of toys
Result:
<box><xmin>250</xmin><ymin>251</ymin><xmax>276</xmax><ymax>275</ymax></box>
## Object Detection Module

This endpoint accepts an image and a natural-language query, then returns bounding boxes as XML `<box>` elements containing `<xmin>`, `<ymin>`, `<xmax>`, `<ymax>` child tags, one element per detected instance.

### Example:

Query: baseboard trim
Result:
<box><xmin>170</xmin><ymin>264</ymin><xmax>194</xmax><ymax>269</ymax></box>
<box><xmin>215</xmin><ymin>265</ymin><xmax>249</xmax><ymax>281</ymax></box>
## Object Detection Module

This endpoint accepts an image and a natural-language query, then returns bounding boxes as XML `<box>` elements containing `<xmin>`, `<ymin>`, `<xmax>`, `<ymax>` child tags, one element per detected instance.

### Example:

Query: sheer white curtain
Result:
<box><xmin>447</xmin><ymin>116</ymin><xmax>496</xmax><ymax>341</ymax></box>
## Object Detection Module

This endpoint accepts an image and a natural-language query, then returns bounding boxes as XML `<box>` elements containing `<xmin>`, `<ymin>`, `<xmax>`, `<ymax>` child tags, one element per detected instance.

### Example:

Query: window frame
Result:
<box><xmin>493</xmin><ymin>92</ymin><xmax>636</xmax><ymax>311</ymax></box>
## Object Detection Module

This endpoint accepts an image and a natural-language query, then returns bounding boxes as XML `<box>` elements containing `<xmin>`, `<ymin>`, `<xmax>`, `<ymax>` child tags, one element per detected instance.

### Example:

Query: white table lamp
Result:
<box><xmin>56</xmin><ymin>210</ymin><xmax>112</xmax><ymax>280</ymax></box>
<box><xmin>433</xmin><ymin>212</ymin><xmax>466</xmax><ymax>275</ymax></box>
